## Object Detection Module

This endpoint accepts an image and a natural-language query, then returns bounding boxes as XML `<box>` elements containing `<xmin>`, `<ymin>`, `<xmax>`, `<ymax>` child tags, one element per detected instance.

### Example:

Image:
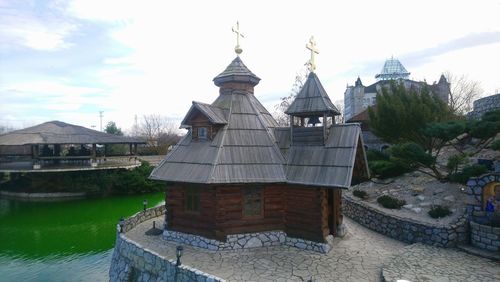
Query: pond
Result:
<box><xmin>0</xmin><ymin>192</ymin><xmax>164</xmax><ymax>281</ymax></box>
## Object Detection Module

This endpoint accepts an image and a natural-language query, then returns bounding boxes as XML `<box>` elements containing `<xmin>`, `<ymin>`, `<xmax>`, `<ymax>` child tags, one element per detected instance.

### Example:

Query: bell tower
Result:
<box><xmin>285</xmin><ymin>37</ymin><xmax>340</xmax><ymax>145</ymax></box>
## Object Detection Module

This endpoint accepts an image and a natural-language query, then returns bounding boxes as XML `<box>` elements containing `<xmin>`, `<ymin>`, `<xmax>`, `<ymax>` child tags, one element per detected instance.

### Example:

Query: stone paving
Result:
<box><xmin>382</xmin><ymin>243</ymin><xmax>500</xmax><ymax>282</ymax></box>
<box><xmin>126</xmin><ymin>217</ymin><xmax>405</xmax><ymax>281</ymax></box>
<box><xmin>126</xmin><ymin>217</ymin><xmax>500</xmax><ymax>281</ymax></box>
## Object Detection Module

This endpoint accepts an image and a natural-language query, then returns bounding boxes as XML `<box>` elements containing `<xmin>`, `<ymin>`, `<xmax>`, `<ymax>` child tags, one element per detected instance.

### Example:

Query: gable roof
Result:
<box><xmin>0</xmin><ymin>121</ymin><xmax>143</xmax><ymax>146</ymax></box>
<box><xmin>180</xmin><ymin>101</ymin><xmax>228</xmax><ymax>128</ymax></box>
<box><xmin>279</xmin><ymin>124</ymin><xmax>365</xmax><ymax>188</ymax></box>
<box><xmin>285</xmin><ymin>72</ymin><xmax>340</xmax><ymax>116</ymax></box>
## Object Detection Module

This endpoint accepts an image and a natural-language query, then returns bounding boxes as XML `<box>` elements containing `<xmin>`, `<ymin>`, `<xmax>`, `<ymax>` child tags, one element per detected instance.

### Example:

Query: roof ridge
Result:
<box><xmin>245</xmin><ymin>94</ymin><xmax>287</xmax><ymax>166</ymax></box>
<box><xmin>207</xmin><ymin>93</ymin><xmax>234</xmax><ymax>184</ymax></box>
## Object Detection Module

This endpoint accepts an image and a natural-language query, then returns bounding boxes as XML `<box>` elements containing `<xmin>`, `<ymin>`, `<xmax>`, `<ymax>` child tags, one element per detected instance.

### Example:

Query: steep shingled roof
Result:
<box><xmin>151</xmin><ymin>57</ymin><xmax>367</xmax><ymax>188</ymax></box>
<box><xmin>285</xmin><ymin>72</ymin><xmax>340</xmax><ymax>116</ymax></box>
<box><xmin>0</xmin><ymin>121</ymin><xmax>144</xmax><ymax>145</ymax></box>
<box><xmin>213</xmin><ymin>56</ymin><xmax>261</xmax><ymax>87</ymax></box>
<box><xmin>180</xmin><ymin>101</ymin><xmax>228</xmax><ymax>128</ymax></box>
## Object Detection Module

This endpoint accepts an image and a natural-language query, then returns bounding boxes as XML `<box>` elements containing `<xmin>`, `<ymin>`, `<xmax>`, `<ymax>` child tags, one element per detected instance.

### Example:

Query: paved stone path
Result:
<box><xmin>126</xmin><ymin>217</ymin><xmax>500</xmax><ymax>281</ymax></box>
<box><xmin>126</xmin><ymin>217</ymin><xmax>405</xmax><ymax>281</ymax></box>
<box><xmin>382</xmin><ymin>243</ymin><xmax>500</xmax><ymax>282</ymax></box>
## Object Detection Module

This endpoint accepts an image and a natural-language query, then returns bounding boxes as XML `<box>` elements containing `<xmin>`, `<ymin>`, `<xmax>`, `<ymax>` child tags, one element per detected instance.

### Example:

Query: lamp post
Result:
<box><xmin>176</xmin><ymin>246</ymin><xmax>183</xmax><ymax>266</ymax></box>
<box><xmin>143</xmin><ymin>199</ymin><xmax>148</xmax><ymax>211</ymax></box>
<box><xmin>119</xmin><ymin>217</ymin><xmax>125</xmax><ymax>233</ymax></box>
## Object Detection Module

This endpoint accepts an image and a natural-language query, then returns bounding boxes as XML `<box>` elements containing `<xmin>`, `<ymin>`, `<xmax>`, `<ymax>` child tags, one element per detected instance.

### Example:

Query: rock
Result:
<box><xmin>417</xmin><ymin>195</ymin><xmax>425</xmax><ymax>201</ymax></box>
<box><xmin>403</xmin><ymin>204</ymin><xmax>414</xmax><ymax>210</ymax></box>
<box><xmin>336</xmin><ymin>223</ymin><xmax>347</xmax><ymax>237</ymax></box>
<box><xmin>411</xmin><ymin>207</ymin><xmax>422</xmax><ymax>213</ymax></box>
<box><xmin>419</xmin><ymin>202</ymin><xmax>432</xmax><ymax>207</ymax></box>
<box><xmin>244</xmin><ymin>237</ymin><xmax>263</xmax><ymax>248</ymax></box>
<box><xmin>433</xmin><ymin>188</ymin><xmax>445</xmax><ymax>195</ymax></box>
<box><xmin>443</xmin><ymin>195</ymin><xmax>455</xmax><ymax>202</ymax></box>
<box><xmin>412</xmin><ymin>186</ymin><xmax>425</xmax><ymax>194</ymax></box>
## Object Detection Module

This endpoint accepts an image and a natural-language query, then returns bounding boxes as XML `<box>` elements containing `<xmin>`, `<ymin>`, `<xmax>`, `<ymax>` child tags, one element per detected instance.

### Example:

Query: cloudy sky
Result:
<box><xmin>1</xmin><ymin>0</ymin><xmax>499</xmax><ymax>132</ymax></box>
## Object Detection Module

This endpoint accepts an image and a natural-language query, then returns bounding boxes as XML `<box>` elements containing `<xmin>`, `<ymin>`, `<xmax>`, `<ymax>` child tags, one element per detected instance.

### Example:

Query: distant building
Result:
<box><xmin>344</xmin><ymin>57</ymin><xmax>450</xmax><ymax>121</ymax></box>
<box><xmin>467</xmin><ymin>92</ymin><xmax>500</xmax><ymax>120</ymax></box>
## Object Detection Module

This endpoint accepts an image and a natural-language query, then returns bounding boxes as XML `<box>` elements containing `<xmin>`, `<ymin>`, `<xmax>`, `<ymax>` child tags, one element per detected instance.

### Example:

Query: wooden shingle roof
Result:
<box><xmin>0</xmin><ymin>121</ymin><xmax>144</xmax><ymax>146</ymax></box>
<box><xmin>180</xmin><ymin>101</ymin><xmax>228</xmax><ymax>128</ymax></box>
<box><xmin>285</xmin><ymin>72</ymin><xmax>340</xmax><ymax>116</ymax></box>
<box><xmin>151</xmin><ymin>57</ymin><xmax>367</xmax><ymax>188</ymax></box>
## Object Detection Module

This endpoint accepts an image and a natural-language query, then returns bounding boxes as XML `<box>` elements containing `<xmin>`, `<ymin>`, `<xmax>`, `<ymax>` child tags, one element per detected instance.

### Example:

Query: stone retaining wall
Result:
<box><xmin>343</xmin><ymin>194</ymin><xmax>468</xmax><ymax>247</ymax></box>
<box><xmin>164</xmin><ymin>229</ymin><xmax>333</xmax><ymax>253</ymax></box>
<box><xmin>110</xmin><ymin>206</ymin><xmax>224</xmax><ymax>282</ymax></box>
<box><xmin>470</xmin><ymin>221</ymin><xmax>500</xmax><ymax>252</ymax></box>
<box><xmin>467</xmin><ymin>93</ymin><xmax>500</xmax><ymax>120</ymax></box>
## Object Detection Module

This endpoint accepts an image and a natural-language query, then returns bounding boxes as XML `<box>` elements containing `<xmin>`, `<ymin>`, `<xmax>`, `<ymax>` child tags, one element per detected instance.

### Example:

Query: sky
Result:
<box><xmin>1</xmin><ymin>0</ymin><xmax>500</xmax><ymax>132</ymax></box>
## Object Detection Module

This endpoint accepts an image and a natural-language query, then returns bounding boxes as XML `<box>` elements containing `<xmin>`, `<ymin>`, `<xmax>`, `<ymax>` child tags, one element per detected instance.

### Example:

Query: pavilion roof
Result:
<box><xmin>0</xmin><ymin>121</ymin><xmax>144</xmax><ymax>146</ymax></box>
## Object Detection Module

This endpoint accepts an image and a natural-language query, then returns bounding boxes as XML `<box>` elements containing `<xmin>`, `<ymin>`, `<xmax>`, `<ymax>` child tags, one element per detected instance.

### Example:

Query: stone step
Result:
<box><xmin>457</xmin><ymin>244</ymin><xmax>500</xmax><ymax>261</ymax></box>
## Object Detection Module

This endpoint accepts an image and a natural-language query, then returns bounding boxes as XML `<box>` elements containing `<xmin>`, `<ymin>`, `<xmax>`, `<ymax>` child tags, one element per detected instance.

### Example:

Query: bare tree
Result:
<box><xmin>334</xmin><ymin>99</ymin><xmax>344</xmax><ymax>124</ymax></box>
<box><xmin>273</xmin><ymin>67</ymin><xmax>310</xmax><ymax>126</ymax></box>
<box><xmin>138</xmin><ymin>114</ymin><xmax>181</xmax><ymax>154</ymax></box>
<box><xmin>445</xmin><ymin>72</ymin><xmax>483</xmax><ymax>115</ymax></box>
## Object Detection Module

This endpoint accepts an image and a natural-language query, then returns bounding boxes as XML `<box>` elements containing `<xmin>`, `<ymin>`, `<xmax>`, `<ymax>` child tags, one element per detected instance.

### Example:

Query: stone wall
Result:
<box><xmin>465</xmin><ymin>173</ymin><xmax>500</xmax><ymax>225</ymax></box>
<box><xmin>343</xmin><ymin>194</ymin><xmax>468</xmax><ymax>247</ymax></box>
<box><xmin>470</xmin><ymin>221</ymin><xmax>500</xmax><ymax>252</ymax></box>
<box><xmin>164</xmin><ymin>229</ymin><xmax>333</xmax><ymax>253</ymax></box>
<box><xmin>109</xmin><ymin>206</ymin><xmax>224</xmax><ymax>282</ymax></box>
<box><xmin>468</xmin><ymin>93</ymin><xmax>500</xmax><ymax>120</ymax></box>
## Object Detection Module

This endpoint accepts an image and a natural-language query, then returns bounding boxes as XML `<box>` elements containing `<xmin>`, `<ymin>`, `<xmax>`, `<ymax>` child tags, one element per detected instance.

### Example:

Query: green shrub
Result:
<box><xmin>366</xmin><ymin>149</ymin><xmax>389</xmax><ymax>162</ymax></box>
<box><xmin>353</xmin><ymin>190</ymin><xmax>368</xmax><ymax>199</ymax></box>
<box><xmin>492</xmin><ymin>140</ymin><xmax>500</xmax><ymax>151</ymax></box>
<box><xmin>449</xmin><ymin>164</ymin><xmax>488</xmax><ymax>184</ymax></box>
<box><xmin>369</xmin><ymin>160</ymin><xmax>410</xmax><ymax>179</ymax></box>
<box><xmin>377</xmin><ymin>195</ymin><xmax>406</xmax><ymax>209</ymax></box>
<box><xmin>428</xmin><ymin>205</ymin><xmax>452</xmax><ymax>218</ymax></box>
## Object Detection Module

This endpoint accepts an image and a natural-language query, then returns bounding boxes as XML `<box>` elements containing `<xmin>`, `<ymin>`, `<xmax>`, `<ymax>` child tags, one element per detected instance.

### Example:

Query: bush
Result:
<box><xmin>377</xmin><ymin>195</ymin><xmax>406</xmax><ymax>209</ymax></box>
<box><xmin>369</xmin><ymin>160</ymin><xmax>410</xmax><ymax>179</ymax></box>
<box><xmin>366</xmin><ymin>149</ymin><xmax>389</xmax><ymax>162</ymax></box>
<box><xmin>428</xmin><ymin>205</ymin><xmax>452</xmax><ymax>218</ymax></box>
<box><xmin>449</xmin><ymin>164</ymin><xmax>488</xmax><ymax>184</ymax></box>
<box><xmin>353</xmin><ymin>190</ymin><xmax>368</xmax><ymax>199</ymax></box>
<box><xmin>492</xmin><ymin>140</ymin><xmax>500</xmax><ymax>151</ymax></box>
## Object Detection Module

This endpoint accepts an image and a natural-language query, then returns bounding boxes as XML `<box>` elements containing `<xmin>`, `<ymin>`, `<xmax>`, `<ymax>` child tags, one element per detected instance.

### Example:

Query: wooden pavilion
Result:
<box><xmin>150</xmin><ymin>35</ymin><xmax>369</xmax><ymax>250</ymax></box>
<box><xmin>0</xmin><ymin>121</ymin><xmax>144</xmax><ymax>170</ymax></box>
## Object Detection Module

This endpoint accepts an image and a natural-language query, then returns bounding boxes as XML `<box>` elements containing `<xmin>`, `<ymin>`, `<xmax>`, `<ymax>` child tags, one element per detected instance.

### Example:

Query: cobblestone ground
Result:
<box><xmin>382</xmin><ymin>243</ymin><xmax>500</xmax><ymax>282</ymax></box>
<box><xmin>126</xmin><ymin>217</ymin><xmax>405</xmax><ymax>281</ymax></box>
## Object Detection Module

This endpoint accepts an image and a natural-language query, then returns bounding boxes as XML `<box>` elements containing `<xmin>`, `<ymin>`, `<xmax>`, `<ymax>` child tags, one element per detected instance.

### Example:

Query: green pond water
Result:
<box><xmin>0</xmin><ymin>192</ymin><xmax>164</xmax><ymax>282</ymax></box>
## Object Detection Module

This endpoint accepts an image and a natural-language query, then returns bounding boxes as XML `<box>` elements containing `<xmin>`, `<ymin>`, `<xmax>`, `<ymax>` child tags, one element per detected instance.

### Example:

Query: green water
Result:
<box><xmin>0</xmin><ymin>193</ymin><xmax>164</xmax><ymax>282</ymax></box>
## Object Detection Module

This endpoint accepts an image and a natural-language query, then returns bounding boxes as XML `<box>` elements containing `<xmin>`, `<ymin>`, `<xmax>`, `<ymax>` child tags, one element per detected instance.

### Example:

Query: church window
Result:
<box><xmin>198</xmin><ymin>127</ymin><xmax>208</xmax><ymax>139</ymax></box>
<box><xmin>243</xmin><ymin>187</ymin><xmax>263</xmax><ymax>217</ymax></box>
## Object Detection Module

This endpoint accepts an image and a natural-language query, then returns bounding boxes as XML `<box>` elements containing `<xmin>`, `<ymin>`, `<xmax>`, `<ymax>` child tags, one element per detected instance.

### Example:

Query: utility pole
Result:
<box><xmin>99</xmin><ymin>111</ymin><xmax>104</xmax><ymax>131</ymax></box>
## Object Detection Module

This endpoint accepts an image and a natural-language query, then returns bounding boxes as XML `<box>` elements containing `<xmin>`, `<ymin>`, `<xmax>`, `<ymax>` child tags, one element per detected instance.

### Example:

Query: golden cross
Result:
<box><xmin>232</xmin><ymin>21</ymin><xmax>244</xmax><ymax>55</ymax></box>
<box><xmin>306</xmin><ymin>36</ymin><xmax>319</xmax><ymax>72</ymax></box>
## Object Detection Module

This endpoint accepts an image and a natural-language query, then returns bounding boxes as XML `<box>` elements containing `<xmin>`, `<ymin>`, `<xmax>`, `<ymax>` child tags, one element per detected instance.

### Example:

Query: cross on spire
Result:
<box><xmin>306</xmin><ymin>36</ymin><xmax>319</xmax><ymax>72</ymax></box>
<box><xmin>232</xmin><ymin>21</ymin><xmax>244</xmax><ymax>55</ymax></box>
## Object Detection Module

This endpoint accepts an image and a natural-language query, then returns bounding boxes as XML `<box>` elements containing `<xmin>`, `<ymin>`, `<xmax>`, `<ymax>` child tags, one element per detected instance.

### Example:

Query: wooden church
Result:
<box><xmin>150</xmin><ymin>32</ymin><xmax>369</xmax><ymax>250</ymax></box>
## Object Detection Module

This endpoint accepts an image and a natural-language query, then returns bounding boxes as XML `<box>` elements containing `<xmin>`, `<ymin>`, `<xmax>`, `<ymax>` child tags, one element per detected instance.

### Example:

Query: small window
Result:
<box><xmin>185</xmin><ymin>187</ymin><xmax>200</xmax><ymax>212</ymax></box>
<box><xmin>198</xmin><ymin>127</ymin><xmax>208</xmax><ymax>139</ymax></box>
<box><xmin>243</xmin><ymin>187</ymin><xmax>262</xmax><ymax>217</ymax></box>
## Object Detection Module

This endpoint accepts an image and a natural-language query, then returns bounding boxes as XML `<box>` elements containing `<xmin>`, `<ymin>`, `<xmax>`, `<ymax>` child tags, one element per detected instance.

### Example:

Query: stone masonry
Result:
<box><xmin>466</xmin><ymin>173</ymin><xmax>500</xmax><ymax>224</ymax></box>
<box><xmin>467</xmin><ymin>93</ymin><xmax>500</xmax><ymax>120</ymax></box>
<box><xmin>470</xmin><ymin>220</ymin><xmax>500</xmax><ymax>252</ymax></box>
<box><xmin>164</xmin><ymin>230</ymin><xmax>333</xmax><ymax>253</ymax></box>
<box><xmin>109</xmin><ymin>206</ymin><xmax>223</xmax><ymax>282</ymax></box>
<box><xmin>343</xmin><ymin>194</ymin><xmax>468</xmax><ymax>247</ymax></box>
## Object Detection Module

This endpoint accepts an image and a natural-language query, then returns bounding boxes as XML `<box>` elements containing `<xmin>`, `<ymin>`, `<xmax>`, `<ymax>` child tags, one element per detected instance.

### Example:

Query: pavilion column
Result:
<box><xmin>91</xmin><ymin>144</ymin><xmax>97</xmax><ymax>167</ymax></box>
<box><xmin>129</xmin><ymin>144</ymin><xmax>133</xmax><ymax>156</ymax></box>
<box><xmin>323</xmin><ymin>113</ymin><xmax>327</xmax><ymax>144</ymax></box>
<box><xmin>32</xmin><ymin>145</ymin><xmax>41</xmax><ymax>169</ymax></box>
